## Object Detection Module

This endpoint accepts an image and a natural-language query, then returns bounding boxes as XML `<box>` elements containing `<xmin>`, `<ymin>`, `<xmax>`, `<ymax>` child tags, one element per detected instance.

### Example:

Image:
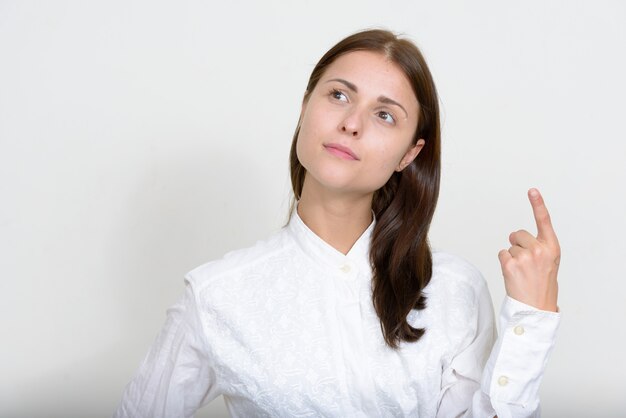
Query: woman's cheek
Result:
<box><xmin>375</xmin><ymin>147</ymin><xmax>399</xmax><ymax>173</ymax></box>
<box><xmin>295</xmin><ymin>136</ymin><xmax>310</xmax><ymax>171</ymax></box>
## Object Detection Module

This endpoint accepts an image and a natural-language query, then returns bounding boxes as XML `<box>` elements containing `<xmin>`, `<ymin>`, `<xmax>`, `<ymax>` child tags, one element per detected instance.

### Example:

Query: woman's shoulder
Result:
<box><xmin>184</xmin><ymin>227</ymin><xmax>293</xmax><ymax>291</ymax></box>
<box><xmin>421</xmin><ymin>251</ymin><xmax>495</xmax><ymax>361</ymax></box>
<box><xmin>429</xmin><ymin>251</ymin><xmax>488</xmax><ymax>296</ymax></box>
<box><xmin>422</xmin><ymin>251</ymin><xmax>491</xmax><ymax>329</ymax></box>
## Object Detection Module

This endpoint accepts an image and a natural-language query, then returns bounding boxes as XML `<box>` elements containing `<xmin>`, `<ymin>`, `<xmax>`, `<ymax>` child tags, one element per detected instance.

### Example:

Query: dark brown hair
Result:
<box><xmin>289</xmin><ymin>29</ymin><xmax>441</xmax><ymax>349</ymax></box>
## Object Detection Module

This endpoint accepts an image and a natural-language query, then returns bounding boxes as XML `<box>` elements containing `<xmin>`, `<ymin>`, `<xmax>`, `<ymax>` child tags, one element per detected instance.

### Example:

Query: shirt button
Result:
<box><xmin>498</xmin><ymin>375</ymin><xmax>509</xmax><ymax>386</ymax></box>
<box><xmin>339</xmin><ymin>264</ymin><xmax>351</xmax><ymax>273</ymax></box>
<box><xmin>514</xmin><ymin>325</ymin><xmax>525</xmax><ymax>335</ymax></box>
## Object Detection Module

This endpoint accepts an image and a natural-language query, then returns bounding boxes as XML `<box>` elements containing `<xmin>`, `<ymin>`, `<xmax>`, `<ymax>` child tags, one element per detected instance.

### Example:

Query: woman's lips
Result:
<box><xmin>323</xmin><ymin>143</ymin><xmax>359</xmax><ymax>160</ymax></box>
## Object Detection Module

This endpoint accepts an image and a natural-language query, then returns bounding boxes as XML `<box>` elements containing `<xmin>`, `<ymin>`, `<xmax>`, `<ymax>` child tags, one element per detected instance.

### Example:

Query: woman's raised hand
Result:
<box><xmin>498</xmin><ymin>188</ymin><xmax>560</xmax><ymax>312</ymax></box>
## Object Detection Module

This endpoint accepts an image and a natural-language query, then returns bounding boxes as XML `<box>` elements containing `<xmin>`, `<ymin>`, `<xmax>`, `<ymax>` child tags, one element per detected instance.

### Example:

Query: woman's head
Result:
<box><xmin>289</xmin><ymin>29</ymin><xmax>442</xmax><ymax>349</ymax></box>
<box><xmin>295</xmin><ymin>50</ymin><xmax>423</xmax><ymax>197</ymax></box>
<box><xmin>289</xmin><ymin>28</ymin><xmax>441</xmax><ymax>214</ymax></box>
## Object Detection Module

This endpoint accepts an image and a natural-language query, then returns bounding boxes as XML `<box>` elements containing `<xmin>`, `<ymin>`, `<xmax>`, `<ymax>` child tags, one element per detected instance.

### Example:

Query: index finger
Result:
<box><xmin>528</xmin><ymin>188</ymin><xmax>558</xmax><ymax>243</ymax></box>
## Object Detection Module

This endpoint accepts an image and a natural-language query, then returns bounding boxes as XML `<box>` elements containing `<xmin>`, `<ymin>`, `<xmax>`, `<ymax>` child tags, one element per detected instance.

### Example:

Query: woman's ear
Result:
<box><xmin>396</xmin><ymin>139</ymin><xmax>426</xmax><ymax>171</ymax></box>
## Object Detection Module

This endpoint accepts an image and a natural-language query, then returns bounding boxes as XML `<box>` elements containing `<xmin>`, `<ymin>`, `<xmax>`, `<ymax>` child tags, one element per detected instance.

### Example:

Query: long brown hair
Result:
<box><xmin>289</xmin><ymin>29</ymin><xmax>441</xmax><ymax>349</ymax></box>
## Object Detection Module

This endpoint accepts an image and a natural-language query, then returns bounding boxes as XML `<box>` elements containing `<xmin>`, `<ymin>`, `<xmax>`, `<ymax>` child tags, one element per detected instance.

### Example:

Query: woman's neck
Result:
<box><xmin>297</xmin><ymin>180</ymin><xmax>373</xmax><ymax>255</ymax></box>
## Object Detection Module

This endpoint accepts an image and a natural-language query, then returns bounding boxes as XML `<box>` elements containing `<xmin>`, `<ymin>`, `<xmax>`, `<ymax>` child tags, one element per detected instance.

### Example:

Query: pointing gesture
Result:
<box><xmin>498</xmin><ymin>188</ymin><xmax>560</xmax><ymax>312</ymax></box>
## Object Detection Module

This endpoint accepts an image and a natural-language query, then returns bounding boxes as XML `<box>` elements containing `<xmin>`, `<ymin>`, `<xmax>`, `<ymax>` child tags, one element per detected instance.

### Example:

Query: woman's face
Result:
<box><xmin>296</xmin><ymin>50</ymin><xmax>424</xmax><ymax>198</ymax></box>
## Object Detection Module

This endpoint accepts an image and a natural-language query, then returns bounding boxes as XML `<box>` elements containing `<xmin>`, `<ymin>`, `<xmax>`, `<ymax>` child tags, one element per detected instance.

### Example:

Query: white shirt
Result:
<box><xmin>114</xmin><ymin>210</ymin><xmax>560</xmax><ymax>418</ymax></box>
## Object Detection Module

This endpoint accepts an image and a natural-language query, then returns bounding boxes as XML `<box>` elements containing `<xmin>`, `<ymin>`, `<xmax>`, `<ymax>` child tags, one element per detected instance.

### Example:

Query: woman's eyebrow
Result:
<box><xmin>378</xmin><ymin>96</ymin><xmax>408</xmax><ymax>118</ymax></box>
<box><xmin>327</xmin><ymin>78</ymin><xmax>358</xmax><ymax>92</ymax></box>
<box><xmin>326</xmin><ymin>78</ymin><xmax>408</xmax><ymax>118</ymax></box>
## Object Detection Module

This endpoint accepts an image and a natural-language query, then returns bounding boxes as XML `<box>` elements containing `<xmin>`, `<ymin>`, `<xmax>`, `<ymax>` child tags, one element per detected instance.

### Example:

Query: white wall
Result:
<box><xmin>1</xmin><ymin>1</ymin><xmax>624</xmax><ymax>416</ymax></box>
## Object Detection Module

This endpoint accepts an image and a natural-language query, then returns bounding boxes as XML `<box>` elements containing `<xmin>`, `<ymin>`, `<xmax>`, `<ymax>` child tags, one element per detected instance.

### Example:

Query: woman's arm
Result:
<box><xmin>438</xmin><ymin>292</ymin><xmax>560</xmax><ymax>418</ymax></box>
<box><xmin>437</xmin><ymin>189</ymin><xmax>561</xmax><ymax>417</ymax></box>
<box><xmin>113</xmin><ymin>282</ymin><xmax>220</xmax><ymax>418</ymax></box>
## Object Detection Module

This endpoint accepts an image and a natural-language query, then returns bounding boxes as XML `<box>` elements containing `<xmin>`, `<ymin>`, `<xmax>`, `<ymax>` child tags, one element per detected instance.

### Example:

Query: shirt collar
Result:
<box><xmin>286</xmin><ymin>204</ymin><xmax>375</xmax><ymax>274</ymax></box>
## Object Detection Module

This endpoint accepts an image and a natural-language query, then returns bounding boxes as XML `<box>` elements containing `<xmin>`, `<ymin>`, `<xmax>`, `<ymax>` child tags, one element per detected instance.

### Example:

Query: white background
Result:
<box><xmin>1</xmin><ymin>0</ymin><xmax>625</xmax><ymax>417</ymax></box>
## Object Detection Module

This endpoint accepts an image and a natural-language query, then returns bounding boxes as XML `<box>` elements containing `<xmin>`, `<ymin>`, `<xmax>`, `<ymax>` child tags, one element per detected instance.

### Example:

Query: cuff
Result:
<box><xmin>481</xmin><ymin>296</ymin><xmax>561</xmax><ymax>409</ymax></box>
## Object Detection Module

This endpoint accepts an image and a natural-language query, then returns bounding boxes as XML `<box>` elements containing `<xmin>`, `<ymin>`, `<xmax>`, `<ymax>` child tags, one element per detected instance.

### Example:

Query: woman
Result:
<box><xmin>115</xmin><ymin>29</ymin><xmax>560</xmax><ymax>417</ymax></box>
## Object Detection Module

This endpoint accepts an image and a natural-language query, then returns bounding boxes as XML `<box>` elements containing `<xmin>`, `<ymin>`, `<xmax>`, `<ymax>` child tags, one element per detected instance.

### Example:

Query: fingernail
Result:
<box><xmin>529</xmin><ymin>188</ymin><xmax>539</xmax><ymax>198</ymax></box>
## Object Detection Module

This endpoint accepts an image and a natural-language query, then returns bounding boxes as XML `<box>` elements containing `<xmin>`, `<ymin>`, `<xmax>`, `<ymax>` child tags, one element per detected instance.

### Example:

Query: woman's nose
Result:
<box><xmin>338</xmin><ymin>110</ymin><xmax>362</xmax><ymax>138</ymax></box>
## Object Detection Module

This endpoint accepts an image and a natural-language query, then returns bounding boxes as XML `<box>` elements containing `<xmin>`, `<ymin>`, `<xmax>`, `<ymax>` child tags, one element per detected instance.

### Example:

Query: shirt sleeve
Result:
<box><xmin>437</xmin><ymin>280</ymin><xmax>561</xmax><ymax>418</ymax></box>
<box><xmin>113</xmin><ymin>281</ymin><xmax>220</xmax><ymax>418</ymax></box>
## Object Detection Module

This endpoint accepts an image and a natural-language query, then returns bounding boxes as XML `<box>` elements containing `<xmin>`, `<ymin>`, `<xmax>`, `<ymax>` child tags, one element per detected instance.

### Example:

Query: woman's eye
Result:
<box><xmin>378</xmin><ymin>111</ymin><xmax>395</xmax><ymax>124</ymax></box>
<box><xmin>330</xmin><ymin>89</ymin><xmax>348</xmax><ymax>102</ymax></box>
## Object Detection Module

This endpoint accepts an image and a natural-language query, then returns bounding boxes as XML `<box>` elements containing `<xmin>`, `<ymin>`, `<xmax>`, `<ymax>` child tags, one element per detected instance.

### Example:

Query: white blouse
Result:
<box><xmin>114</xmin><ymin>210</ymin><xmax>560</xmax><ymax>418</ymax></box>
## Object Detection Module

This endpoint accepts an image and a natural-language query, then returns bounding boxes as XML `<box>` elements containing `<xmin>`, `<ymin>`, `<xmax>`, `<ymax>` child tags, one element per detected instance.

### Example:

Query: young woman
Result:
<box><xmin>115</xmin><ymin>29</ymin><xmax>560</xmax><ymax>417</ymax></box>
